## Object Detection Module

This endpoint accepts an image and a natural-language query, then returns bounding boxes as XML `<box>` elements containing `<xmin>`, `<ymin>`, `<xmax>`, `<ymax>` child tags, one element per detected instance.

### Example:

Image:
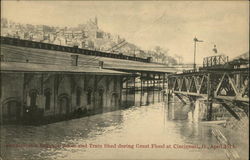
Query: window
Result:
<box><xmin>76</xmin><ymin>87</ymin><xmax>81</xmax><ymax>106</ymax></box>
<box><xmin>44</xmin><ymin>89</ymin><xmax>51</xmax><ymax>110</ymax></box>
<box><xmin>87</xmin><ymin>89</ymin><xmax>92</xmax><ymax>105</ymax></box>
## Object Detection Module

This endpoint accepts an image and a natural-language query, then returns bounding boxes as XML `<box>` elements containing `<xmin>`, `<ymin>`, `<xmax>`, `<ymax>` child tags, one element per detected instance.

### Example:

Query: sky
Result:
<box><xmin>1</xmin><ymin>1</ymin><xmax>249</xmax><ymax>64</ymax></box>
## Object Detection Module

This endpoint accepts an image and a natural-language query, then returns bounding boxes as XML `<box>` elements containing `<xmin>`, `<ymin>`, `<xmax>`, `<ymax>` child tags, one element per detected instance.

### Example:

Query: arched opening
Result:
<box><xmin>2</xmin><ymin>99</ymin><xmax>20</xmax><ymax>122</ymax></box>
<box><xmin>44</xmin><ymin>88</ymin><xmax>51</xmax><ymax>110</ymax></box>
<box><xmin>58</xmin><ymin>94</ymin><xmax>70</xmax><ymax>115</ymax></box>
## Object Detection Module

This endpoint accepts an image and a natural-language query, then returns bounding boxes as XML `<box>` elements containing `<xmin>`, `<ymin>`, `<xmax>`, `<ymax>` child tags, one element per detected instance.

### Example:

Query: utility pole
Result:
<box><xmin>193</xmin><ymin>37</ymin><xmax>203</xmax><ymax>70</ymax></box>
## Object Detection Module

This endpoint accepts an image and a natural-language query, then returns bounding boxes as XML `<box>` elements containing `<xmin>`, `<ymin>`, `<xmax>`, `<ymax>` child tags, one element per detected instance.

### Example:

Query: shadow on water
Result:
<box><xmin>0</xmin><ymin>92</ymin><xmax>248</xmax><ymax>160</ymax></box>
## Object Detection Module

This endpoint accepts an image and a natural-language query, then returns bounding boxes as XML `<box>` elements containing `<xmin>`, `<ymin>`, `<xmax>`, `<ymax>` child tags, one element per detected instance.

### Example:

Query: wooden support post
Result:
<box><xmin>41</xmin><ymin>73</ymin><xmax>44</xmax><ymax>95</ymax></box>
<box><xmin>163</xmin><ymin>74</ymin><xmax>165</xmax><ymax>101</ymax></box>
<box><xmin>158</xmin><ymin>75</ymin><xmax>160</xmax><ymax>102</ymax></box>
<box><xmin>153</xmin><ymin>74</ymin><xmax>155</xmax><ymax>104</ymax></box>
<box><xmin>93</xmin><ymin>75</ymin><xmax>97</xmax><ymax>111</ymax></box>
<box><xmin>119</xmin><ymin>76</ymin><xmax>123</xmax><ymax>107</ymax></box>
<box><xmin>125</xmin><ymin>76</ymin><xmax>128</xmax><ymax>107</ymax></box>
<box><xmin>166</xmin><ymin>90</ymin><xmax>169</xmax><ymax>105</ymax></box>
<box><xmin>134</xmin><ymin>76</ymin><xmax>136</xmax><ymax>106</ymax></box>
<box><xmin>207</xmin><ymin>73</ymin><xmax>213</xmax><ymax>121</ymax></box>
<box><xmin>236</xmin><ymin>73</ymin><xmax>240</xmax><ymax>91</ymax></box>
<box><xmin>140</xmin><ymin>76</ymin><xmax>143</xmax><ymax>106</ymax></box>
<box><xmin>146</xmin><ymin>79</ymin><xmax>149</xmax><ymax>105</ymax></box>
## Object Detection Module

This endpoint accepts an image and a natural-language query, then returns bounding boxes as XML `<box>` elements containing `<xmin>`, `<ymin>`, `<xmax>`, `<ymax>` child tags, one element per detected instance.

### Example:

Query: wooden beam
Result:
<box><xmin>214</xmin><ymin>95</ymin><xmax>249</xmax><ymax>103</ymax></box>
<box><xmin>173</xmin><ymin>91</ymin><xmax>207</xmax><ymax>98</ymax></box>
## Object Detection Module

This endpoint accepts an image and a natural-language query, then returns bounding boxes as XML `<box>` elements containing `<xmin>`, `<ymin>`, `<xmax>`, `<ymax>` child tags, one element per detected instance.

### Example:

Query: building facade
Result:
<box><xmin>1</xmin><ymin>71</ymin><xmax>124</xmax><ymax>124</ymax></box>
<box><xmin>0</xmin><ymin>37</ymin><xmax>174</xmax><ymax>125</ymax></box>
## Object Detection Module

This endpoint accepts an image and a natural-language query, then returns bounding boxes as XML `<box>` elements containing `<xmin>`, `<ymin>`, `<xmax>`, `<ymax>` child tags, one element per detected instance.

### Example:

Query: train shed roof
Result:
<box><xmin>1</xmin><ymin>43</ymin><xmax>177</xmax><ymax>73</ymax></box>
<box><xmin>1</xmin><ymin>61</ymin><xmax>130</xmax><ymax>75</ymax></box>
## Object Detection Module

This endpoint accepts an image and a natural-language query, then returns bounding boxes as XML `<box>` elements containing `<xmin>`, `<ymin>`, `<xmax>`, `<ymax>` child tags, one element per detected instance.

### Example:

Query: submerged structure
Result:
<box><xmin>0</xmin><ymin>36</ymin><xmax>177</xmax><ymax>124</ymax></box>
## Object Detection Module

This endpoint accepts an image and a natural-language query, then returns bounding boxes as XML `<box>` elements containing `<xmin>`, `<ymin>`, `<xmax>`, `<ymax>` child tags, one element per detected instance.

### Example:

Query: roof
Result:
<box><xmin>1</xmin><ymin>62</ymin><xmax>130</xmax><ymax>75</ymax></box>
<box><xmin>0</xmin><ymin>44</ymin><xmax>177</xmax><ymax>73</ymax></box>
<box><xmin>1</xmin><ymin>44</ymin><xmax>100</xmax><ymax>68</ymax></box>
<box><xmin>99</xmin><ymin>57</ymin><xmax>178</xmax><ymax>73</ymax></box>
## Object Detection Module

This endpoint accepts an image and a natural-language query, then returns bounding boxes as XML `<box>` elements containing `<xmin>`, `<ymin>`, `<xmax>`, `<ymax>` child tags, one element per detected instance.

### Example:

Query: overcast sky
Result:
<box><xmin>2</xmin><ymin>1</ymin><xmax>249</xmax><ymax>64</ymax></box>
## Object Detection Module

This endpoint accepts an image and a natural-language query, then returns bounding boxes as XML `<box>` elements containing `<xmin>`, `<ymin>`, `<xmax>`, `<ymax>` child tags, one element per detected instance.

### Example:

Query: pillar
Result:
<box><xmin>162</xmin><ymin>74</ymin><xmax>165</xmax><ymax>101</ymax></box>
<box><xmin>125</xmin><ymin>76</ymin><xmax>128</xmax><ymax>107</ymax></box>
<box><xmin>134</xmin><ymin>76</ymin><xmax>136</xmax><ymax>106</ymax></box>
<box><xmin>146</xmin><ymin>79</ymin><xmax>149</xmax><ymax>105</ymax></box>
<box><xmin>207</xmin><ymin>73</ymin><xmax>213</xmax><ymax>121</ymax></box>
<box><xmin>140</xmin><ymin>77</ymin><xmax>143</xmax><ymax>106</ymax></box>
<box><xmin>119</xmin><ymin>76</ymin><xmax>123</xmax><ymax>107</ymax></box>
<box><xmin>153</xmin><ymin>74</ymin><xmax>155</xmax><ymax>104</ymax></box>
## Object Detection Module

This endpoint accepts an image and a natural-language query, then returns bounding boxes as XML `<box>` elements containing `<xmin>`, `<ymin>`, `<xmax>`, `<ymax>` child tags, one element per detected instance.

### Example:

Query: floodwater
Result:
<box><xmin>0</xmin><ymin>95</ymin><xmax>248</xmax><ymax>160</ymax></box>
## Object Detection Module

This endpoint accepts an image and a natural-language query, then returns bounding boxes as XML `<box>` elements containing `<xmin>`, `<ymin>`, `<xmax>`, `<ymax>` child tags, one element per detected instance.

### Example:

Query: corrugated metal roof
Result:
<box><xmin>1</xmin><ymin>62</ymin><xmax>130</xmax><ymax>75</ymax></box>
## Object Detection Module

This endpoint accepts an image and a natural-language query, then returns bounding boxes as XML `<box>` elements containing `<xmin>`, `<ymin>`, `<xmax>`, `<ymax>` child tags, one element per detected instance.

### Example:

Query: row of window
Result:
<box><xmin>29</xmin><ymin>88</ymin><xmax>102</xmax><ymax>110</ymax></box>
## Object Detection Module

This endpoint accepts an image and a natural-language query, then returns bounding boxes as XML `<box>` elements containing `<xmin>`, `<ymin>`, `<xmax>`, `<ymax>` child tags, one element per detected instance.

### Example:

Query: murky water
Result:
<box><xmin>0</xmin><ymin>98</ymin><xmax>248</xmax><ymax>160</ymax></box>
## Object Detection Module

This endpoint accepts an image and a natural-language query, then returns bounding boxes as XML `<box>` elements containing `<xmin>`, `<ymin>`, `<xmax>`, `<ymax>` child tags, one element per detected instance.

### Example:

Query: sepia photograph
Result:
<box><xmin>0</xmin><ymin>0</ymin><xmax>249</xmax><ymax>160</ymax></box>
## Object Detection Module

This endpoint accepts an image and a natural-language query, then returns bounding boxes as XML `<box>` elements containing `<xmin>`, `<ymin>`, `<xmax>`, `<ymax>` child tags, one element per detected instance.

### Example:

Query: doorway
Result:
<box><xmin>58</xmin><ymin>94</ymin><xmax>70</xmax><ymax>115</ymax></box>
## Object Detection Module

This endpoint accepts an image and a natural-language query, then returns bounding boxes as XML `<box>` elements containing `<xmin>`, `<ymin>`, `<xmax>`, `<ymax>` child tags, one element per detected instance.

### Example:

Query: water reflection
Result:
<box><xmin>1</xmin><ymin>93</ymin><xmax>247</xmax><ymax>160</ymax></box>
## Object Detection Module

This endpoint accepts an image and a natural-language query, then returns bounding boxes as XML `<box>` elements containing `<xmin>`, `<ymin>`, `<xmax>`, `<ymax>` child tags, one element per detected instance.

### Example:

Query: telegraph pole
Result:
<box><xmin>193</xmin><ymin>37</ymin><xmax>203</xmax><ymax>70</ymax></box>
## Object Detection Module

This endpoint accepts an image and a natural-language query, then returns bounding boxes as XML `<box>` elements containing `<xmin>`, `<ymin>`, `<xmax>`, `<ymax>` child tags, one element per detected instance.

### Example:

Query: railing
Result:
<box><xmin>203</xmin><ymin>55</ymin><xmax>228</xmax><ymax>68</ymax></box>
<box><xmin>0</xmin><ymin>36</ymin><xmax>150</xmax><ymax>63</ymax></box>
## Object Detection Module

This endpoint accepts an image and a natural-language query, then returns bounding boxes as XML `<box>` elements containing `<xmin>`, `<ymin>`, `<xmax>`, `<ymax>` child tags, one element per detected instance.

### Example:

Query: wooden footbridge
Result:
<box><xmin>166</xmin><ymin>54</ymin><xmax>249</xmax><ymax>120</ymax></box>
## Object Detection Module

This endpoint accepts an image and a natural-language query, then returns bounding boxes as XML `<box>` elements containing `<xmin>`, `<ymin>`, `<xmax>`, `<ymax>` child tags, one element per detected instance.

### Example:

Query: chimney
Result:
<box><xmin>99</xmin><ymin>61</ymin><xmax>104</xmax><ymax>69</ymax></box>
<box><xmin>71</xmin><ymin>55</ymin><xmax>78</xmax><ymax>66</ymax></box>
